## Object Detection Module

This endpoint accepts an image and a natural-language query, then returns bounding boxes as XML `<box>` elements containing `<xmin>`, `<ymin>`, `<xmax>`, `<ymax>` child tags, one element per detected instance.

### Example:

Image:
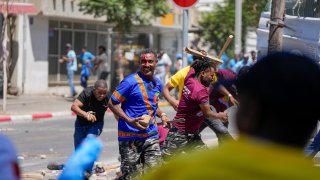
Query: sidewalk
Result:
<box><xmin>0</xmin><ymin>86</ymin><xmax>169</xmax><ymax>123</ymax></box>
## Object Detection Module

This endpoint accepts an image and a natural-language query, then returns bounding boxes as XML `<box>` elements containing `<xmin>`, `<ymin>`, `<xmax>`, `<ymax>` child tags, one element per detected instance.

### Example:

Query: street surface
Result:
<box><xmin>0</xmin><ymin>106</ymin><xmax>239</xmax><ymax>174</ymax></box>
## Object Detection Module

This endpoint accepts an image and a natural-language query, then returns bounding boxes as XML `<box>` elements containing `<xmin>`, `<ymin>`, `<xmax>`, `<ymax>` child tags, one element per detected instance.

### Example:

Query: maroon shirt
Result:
<box><xmin>209</xmin><ymin>69</ymin><xmax>237</xmax><ymax>112</ymax></box>
<box><xmin>174</xmin><ymin>68</ymin><xmax>209</xmax><ymax>133</ymax></box>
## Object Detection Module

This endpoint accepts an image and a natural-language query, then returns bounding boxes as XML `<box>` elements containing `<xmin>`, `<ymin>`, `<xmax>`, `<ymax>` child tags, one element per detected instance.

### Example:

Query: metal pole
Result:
<box><xmin>268</xmin><ymin>0</ymin><xmax>285</xmax><ymax>53</ymax></box>
<box><xmin>107</xmin><ymin>28</ymin><xmax>112</xmax><ymax>91</ymax></box>
<box><xmin>3</xmin><ymin>58</ymin><xmax>6</xmax><ymax>112</ymax></box>
<box><xmin>182</xmin><ymin>9</ymin><xmax>189</xmax><ymax>67</ymax></box>
<box><xmin>235</xmin><ymin>0</ymin><xmax>242</xmax><ymax>54</ymax></box>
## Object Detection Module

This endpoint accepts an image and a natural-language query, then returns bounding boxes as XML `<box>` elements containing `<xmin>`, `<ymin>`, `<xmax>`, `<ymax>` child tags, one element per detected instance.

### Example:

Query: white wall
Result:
<box><xmin>20</xmin><ymin>15</ymin><xmax>48</xmax><ymax>94</ymax></box>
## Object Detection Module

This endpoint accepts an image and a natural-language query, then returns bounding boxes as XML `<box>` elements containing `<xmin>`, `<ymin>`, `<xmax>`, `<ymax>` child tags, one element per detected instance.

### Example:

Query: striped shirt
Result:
<box><xmin>111</xmin><ymin>72</ymin><xmax>162</xmax><ymax>140</ymax></box>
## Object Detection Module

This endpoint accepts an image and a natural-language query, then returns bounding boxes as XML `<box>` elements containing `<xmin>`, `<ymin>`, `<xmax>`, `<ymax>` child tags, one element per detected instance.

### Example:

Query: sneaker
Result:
<box><xmin>47</xmin><ymin>162</ymin><xmax>64</xmax><ymax>170</ymax></box>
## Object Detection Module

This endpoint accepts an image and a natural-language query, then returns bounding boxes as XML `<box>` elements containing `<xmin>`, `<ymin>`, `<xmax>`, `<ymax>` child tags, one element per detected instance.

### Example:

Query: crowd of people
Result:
<box><xmin>59</xmin><ymin>43</ymin><xmax>110</xmax><ymax>98</ymax></box>
<box><xmin>2</xmin><ymin>47</ymin><xmax>320</xmax><ymax>180</ymax></box>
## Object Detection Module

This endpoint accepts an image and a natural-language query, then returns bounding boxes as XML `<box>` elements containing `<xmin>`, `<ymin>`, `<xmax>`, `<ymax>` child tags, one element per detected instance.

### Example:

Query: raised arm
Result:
<box><xmin>163</xmin><ymin>83</ymin><xmax>179</xmax><ymax>111</ymax></box>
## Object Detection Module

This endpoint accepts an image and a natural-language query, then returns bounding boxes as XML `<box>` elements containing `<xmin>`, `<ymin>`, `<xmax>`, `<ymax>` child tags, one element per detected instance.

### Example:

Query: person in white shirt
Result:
<box><xmin>94</xmin><ymin>45</ymin><xmax>109</xmax><ymax>81</ymax></box>
<box><xmin>155</xmin><ymin>50</ymin><xmax>172</xmax><ymax>86</ymax></box>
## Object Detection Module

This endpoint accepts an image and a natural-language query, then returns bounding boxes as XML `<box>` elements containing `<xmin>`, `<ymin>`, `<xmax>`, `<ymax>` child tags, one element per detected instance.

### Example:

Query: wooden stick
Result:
<box><xmin>21</xmin><ymin>173</ymin><xmax>44</xmax><ymax>179</ymax></box>
<box><xmin>185</xmin><ymin>47</ymin><xmax>223</xmax><ymax>64</ymax></box>
<box><xmin>218</xmin><ymin>35</ymin><xmax>234</xmax><ymax>59</ymax></box>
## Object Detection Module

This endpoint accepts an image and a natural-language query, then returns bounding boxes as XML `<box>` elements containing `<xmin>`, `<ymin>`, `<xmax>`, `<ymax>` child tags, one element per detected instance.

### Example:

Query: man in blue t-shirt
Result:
<box><xmin>80</xmin><ymin>47</ymin><xmax>95</xmax><ymax>88</ymax></box>
<box><xmin>108</xmin><ymin>48</ymin><xmax>169</xmax><ymax>180</ymax></box>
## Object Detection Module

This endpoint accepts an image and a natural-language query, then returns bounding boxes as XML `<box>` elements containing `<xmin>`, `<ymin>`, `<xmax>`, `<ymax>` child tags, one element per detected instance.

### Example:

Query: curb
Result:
<box><xmin>0</xmin><ymin>111</ymin><xmax>76</xmax><ymax>123</ymax></box>
<box><xmin>0</xmin><ymin>102</ymin><xmax>169</xmax><ymax>123</ymax></box>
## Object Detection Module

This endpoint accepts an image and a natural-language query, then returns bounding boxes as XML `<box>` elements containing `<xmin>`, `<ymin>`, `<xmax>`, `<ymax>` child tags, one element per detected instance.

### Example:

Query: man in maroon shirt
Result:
<box><xmin>162</xmin><ymin>59</ymin><xmax>228</xmax><ymax>158</ymax></box>
<box><xmin>197</xmin><ymin>69</ymin><xmax>238</xmax><ymax>144</ymax></box>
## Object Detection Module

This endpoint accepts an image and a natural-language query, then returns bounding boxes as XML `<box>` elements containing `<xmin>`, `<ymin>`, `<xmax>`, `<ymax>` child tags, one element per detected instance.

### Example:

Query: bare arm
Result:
<box><xmin>71</xmin><ymin>99</ymin><xmax>97</xmax><ymax>122</ymax></box>
<box><xmin>163</xmin><ymin>83</ymin><xmax>179</xmax><ymax>111</ymax></box>
<box><xmin>217</xmin><ymin>84</ymin><xmax>239</xmax><ymax>106</ymax></box>
<box><xmin>199</xmin><ymin>103</ymin><xmax>228</xmax><ymax>122</ymax></box>
<box><xmin>107</xmin><ymin>98</ymin><xmax>146</xmax><ymax>130</ymax></box>
<box><xmin>156</xmin><ymin>108</ymin><xmax>170</xmax><ymax>127</ymax></box>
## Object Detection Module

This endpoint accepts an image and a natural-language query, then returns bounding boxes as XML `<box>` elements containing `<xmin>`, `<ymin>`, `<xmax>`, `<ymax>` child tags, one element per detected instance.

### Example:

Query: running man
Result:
<box><xmin>163</xmin><ymin>51</ymin><xmax>235</xmax><ymax>144</ymax></box>
<box><xmin>162</xmin><ymin>59</ymin><xmax>228</xmax><ymax>158</ymax></box>
<box><xmin>108</xmin><ymin>48</ymin><xmax>169</xmax><ymax>180</ymax></box>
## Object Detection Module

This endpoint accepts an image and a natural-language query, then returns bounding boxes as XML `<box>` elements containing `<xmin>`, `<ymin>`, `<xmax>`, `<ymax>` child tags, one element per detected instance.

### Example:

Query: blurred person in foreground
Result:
<box><xmin>0</xmin><ymin>133</ymin><xmax>20</xmax><ymax>180</ymax></box>
<box><xmin>305</xmin><ymin>128</ymin><xmax>320</xmax><ymax>158</ymax></box>
<box><xmin>162</xmin><ymin>59</ymin><xmax>228</xmax><ymax>158</ymax></box>
<box><xmin>142</xmin><ymin>52</ymin><xmax>320</xmax><ymax>179</ymax></box>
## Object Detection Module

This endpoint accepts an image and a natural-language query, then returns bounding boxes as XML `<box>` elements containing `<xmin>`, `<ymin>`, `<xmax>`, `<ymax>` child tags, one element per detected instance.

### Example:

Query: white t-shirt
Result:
<box><xmin>96</xmin><ymin>52</ymin><xmax>109</xmax><ymax>72</ymax></box>
<box><xmin>156</xmin><ymin>53</ymin><xmax>172</xmax><ymax>74</ymax></box>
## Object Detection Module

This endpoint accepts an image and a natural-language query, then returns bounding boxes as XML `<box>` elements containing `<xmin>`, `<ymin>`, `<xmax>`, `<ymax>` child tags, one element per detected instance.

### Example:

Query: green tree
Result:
<box><xmin>79</xmin><ymin>0</ymin><xmax>170</xmax><ymax>33</ymax></box>
<box><xmin>199</xmin><ymin>0</ymin><xmax>268</xmax><ymax>56</ymax></box>
<box><xmin>79</xmin><ymin>0</ymin><xmax>170</xmax><ymax>83</ymax></box>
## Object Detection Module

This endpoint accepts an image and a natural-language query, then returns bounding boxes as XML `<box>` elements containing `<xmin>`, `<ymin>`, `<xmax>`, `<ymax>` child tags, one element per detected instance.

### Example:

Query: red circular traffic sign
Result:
<box><xmin>172</xmin><ymin>0</ymin><xmax>199</xmax><ymax>9</ymax></box>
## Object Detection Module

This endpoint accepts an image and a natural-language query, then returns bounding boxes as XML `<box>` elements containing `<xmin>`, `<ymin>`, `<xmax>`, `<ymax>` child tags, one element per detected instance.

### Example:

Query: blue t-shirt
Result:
<box><xmin>67</xmin><ymin>50</ymin><xmax>77</xmax><ymax>71</ymax></box>
<box><xmin>111</xmin><ymin>72</ymin><xmax>162</xmax><ymax>141</ymax></box>
<box><xmin>80</xmin><ymin>51</ymin><xmax>94</xmax><ymax>69</ymax></box>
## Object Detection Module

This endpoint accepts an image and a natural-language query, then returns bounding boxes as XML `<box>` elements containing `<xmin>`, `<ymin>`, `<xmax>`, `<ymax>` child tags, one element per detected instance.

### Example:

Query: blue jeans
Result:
<box><xmin>67</xmin><ymin>70</ymin><xmax>76</xmax><ymax>96</ymax></box>
<box><xmin>305</xmin><ymin>129</ymin><xmax>320</xmax><ymax>157</ymax></box>
<box><xmin>80</xmin><ymin>67</ymin><xmax>90</xmax><ymax>88</ymax></box>
<box><xmin>73</xmin><ymin>120</ymin><xmax>104</xmax><ymax>150</ymax></box>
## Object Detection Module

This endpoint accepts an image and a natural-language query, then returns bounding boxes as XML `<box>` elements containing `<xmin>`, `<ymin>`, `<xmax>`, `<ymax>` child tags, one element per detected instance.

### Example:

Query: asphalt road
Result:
<box><xmin>0</xmin><ymin>106</ymin><xmax>239</xmax><ymax>174</ymax></box>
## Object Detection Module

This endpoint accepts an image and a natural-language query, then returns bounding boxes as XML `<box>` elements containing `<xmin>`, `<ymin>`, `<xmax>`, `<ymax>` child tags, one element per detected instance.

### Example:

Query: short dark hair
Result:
<box><xmin>237</xmin><ymin>52</ymin><xmax>320</xmax><ymax>148</ymax></box>
<box><xmin>191</xmin><ymin>59</ymin><xmax>214</xmax><ymax>77</ymax></box>
<box><xmin>94</xmin><ymin>80</ymin><xmax>108</xmax><ymax>89</ymax></box>
<box><xmin>98</xmin><ymin>45</ymin><xmax>106</xmax><ymax>52</ymax></box>
<box><xmin>140</xmin><ymin>48</ymin><xmax>157</xmax><ymax>60</ymax></box>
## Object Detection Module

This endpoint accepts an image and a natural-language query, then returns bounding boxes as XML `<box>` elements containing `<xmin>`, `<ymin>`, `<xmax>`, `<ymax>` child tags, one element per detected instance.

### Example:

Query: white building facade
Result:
<box><xmin>6</xmin><ymin>0</ymin><xmax>185</xmax><ymax>94</ymax></box>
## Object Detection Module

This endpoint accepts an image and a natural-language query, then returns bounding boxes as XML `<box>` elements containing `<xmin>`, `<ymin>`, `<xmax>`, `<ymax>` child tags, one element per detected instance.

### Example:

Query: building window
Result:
<box><xmin>52</xmin><ymin>0</ymin><xmax>56</xmax><ymax>10</ymax></box>
<box><xmin>62</xmin><ymin>0</ymin><xmax>65</xmax><ymax>11</ymax></box>
<box><xmin>71</xmin><ymin>0</ymin><xmax>74</xmax><ymax>12</ymax></box>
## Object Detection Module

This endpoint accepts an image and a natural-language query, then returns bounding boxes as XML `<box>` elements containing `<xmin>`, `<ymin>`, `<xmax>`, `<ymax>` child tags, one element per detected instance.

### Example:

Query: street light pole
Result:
<box><xmin>182</xmin><ymin>9</ymin><xmax>189</xmax><ymax>67</ymax></box>
<box><xmin>235</xmin><ymin>0</ymin><xmax>242</xmax><ymax>54</ymax></box>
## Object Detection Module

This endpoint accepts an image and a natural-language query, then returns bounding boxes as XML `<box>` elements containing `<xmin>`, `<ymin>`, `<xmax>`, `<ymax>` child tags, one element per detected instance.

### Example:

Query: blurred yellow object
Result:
<box><xmin>142</xmin><ymin>137</ymin><xmax>320</xmax><ymax>180</ymax></box>
<box><xmin>167</xmin><ymin>66</ymin><xmax>191</xmax><ymax>100</ymax></box>
<box><xmin>160</xmin><ymin>13</ymin><xmax>174</xmax><ymax>26</ymax></box>
<box><xmin>212</xmin><ymin>73</ymin><xmax>218</xmax><ymax>84</ymax></box>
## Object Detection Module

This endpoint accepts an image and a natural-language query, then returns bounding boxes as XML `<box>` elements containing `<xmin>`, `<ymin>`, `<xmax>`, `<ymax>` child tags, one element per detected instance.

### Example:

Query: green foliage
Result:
<box><xmin>199</xmin><ymin>0</ymin><xmax>268</xmax><ymax>55</ymax></box>
<box><xmin>79</xmin><ymin>0</ymin><xmax>170</xmax><ymax>33</ymax></box>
